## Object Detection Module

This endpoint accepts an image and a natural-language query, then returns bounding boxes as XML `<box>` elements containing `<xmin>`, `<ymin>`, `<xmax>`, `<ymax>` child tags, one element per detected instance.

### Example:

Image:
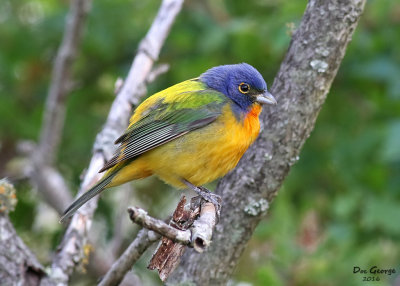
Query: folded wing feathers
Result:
<box><xmin>99</xmin><ymin>111</ymin><xmax>219</xmax><ymax>172</ymax></box>
<box><xmin>100</xmin><ymin>90</ymin><xmax>225</xmax><ymax>173</ymax></box>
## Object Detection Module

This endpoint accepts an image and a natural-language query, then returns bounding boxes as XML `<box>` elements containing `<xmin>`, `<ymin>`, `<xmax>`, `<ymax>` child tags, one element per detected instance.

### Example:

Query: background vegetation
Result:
<box><xmin>1</xmin><ymin>0</ymin><xmax>399</xmax><ymax>285</ymax></box>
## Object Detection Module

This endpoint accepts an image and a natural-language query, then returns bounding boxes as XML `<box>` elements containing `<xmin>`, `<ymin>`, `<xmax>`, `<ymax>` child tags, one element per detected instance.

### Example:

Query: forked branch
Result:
<box><xmin>45</xmin><ymin>1</ymin><xmax>184</xmax><ymax>285</ymax></box>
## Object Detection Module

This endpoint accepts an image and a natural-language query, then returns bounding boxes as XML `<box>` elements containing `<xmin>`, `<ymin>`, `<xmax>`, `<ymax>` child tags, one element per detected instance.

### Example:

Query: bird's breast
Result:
<box><xmin>140</xmin><ymin>103</ymin><xmax>262</xmax><ymax>188</ymax></box>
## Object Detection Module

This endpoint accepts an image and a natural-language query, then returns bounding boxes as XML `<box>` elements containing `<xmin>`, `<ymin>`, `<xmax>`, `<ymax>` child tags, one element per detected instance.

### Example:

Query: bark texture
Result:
<box><xmin>169</xmin><ymin>0</ymin><xmax>366</xmax><ymax>284</ymax></box>
<box><xmin>0</xmin><ymin>214</ymin><xmax>45</xmax><ymax>286</ymax></box>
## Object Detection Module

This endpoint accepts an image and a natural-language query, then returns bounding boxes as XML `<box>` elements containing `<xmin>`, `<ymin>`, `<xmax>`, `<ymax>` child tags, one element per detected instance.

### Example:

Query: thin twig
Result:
<box><xmin>128</xmin><ymin>207</ymin><xmax>192</xmax><ymax>245</ymax></box>
<box><xmin>133</xmin><ymin>197</ymin><xmax>217</xmax><ymax>282</ymax></box>
<box><xmin>97</xmin><ymin>229</ymin><xmax>160</xmax><ymax>286</ymax></box>
<box><xmin>128</xmin><ymin>202</ymin><xmax>217</xmax><ymax>253</ymax></box>
<box><xmin>47</xmin><ymin>0</ymin><xmax>184</xmax><ymax>284</ymax></box>
<box><xmin>147</xmin><ymin>196</ymin><xmax>192</xmax><ymax>282</ymax></box>
<box><xmin>31</xmin><ymin>0</ymin><xmax>92</xmax><ymax>214</ymax></box>
<box><xmin>100</xmin><ymin>196</ymin><xmax>218</xmax><ymax>284</ymax></box>
<box><xmin>146</xmin><ymin>63</ymin><xmax>170</xmax><ymax>84</ymax></box>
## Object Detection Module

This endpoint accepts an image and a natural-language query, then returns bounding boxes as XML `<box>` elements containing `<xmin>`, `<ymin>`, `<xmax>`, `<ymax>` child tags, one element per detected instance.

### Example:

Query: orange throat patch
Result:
<box><xmin>243</xmin><ymin>104</ymin><xmax>262</xmax><ymax>142</ymax></box>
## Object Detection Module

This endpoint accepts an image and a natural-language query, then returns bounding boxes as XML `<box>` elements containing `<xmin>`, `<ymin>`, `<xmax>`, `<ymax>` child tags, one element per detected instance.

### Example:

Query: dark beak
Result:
<box><xmin>256</xmin><ymin>90</ymin><xmax>277</xmax><ymax>105</ymax></box>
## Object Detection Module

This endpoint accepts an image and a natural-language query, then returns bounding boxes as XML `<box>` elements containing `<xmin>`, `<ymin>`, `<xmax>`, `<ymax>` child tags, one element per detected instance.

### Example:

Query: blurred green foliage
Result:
<box><xmin>1</xmin><ymin>0</ymin><xmax>399</xmax><ymax>285</ymax></box>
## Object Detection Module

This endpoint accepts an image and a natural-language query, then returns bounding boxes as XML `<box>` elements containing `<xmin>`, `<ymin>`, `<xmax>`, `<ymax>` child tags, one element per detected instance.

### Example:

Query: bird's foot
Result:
<box><xmin>196</xmin><ymin>186</ymin><xmax>221</xmax><ymax>218</ymax></box>
<box><xmin>181</xmin><ymin>179</ymin><xmax>221</xmax><ymax>222</ymax></box>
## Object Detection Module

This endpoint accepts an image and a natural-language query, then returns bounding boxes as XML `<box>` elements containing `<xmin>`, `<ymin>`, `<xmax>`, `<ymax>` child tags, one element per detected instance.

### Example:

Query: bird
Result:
<box><xmin>60</xmin><ymin>63</ymin><xmax>276</xmax><ymax>223</ymax></box>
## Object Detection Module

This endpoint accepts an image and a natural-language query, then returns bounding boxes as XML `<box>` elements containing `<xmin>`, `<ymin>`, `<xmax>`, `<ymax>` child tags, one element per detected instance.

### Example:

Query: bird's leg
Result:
<box><xmin>181</xmin><ymin>179</ymin><xmax>221</xmax><ymax>221</ymax></box>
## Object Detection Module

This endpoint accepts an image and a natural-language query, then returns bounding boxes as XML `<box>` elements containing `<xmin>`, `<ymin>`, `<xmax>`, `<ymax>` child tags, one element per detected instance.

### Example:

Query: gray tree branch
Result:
<box><xmin>37</xmin><ymin>0</ymin><xmax>92</xmax><ymax>165</ymax></box>
<box><xmin>43</xmin><ymin>0</ymin><xmax>184</xmax><ymax>284</ymax></box>
<box><xmin>147</xmin><ymin>197</ymin><xmax>218</xmax><ymax>282</ymax></box>
<box><xmin>169</xmin><ymin>0</ymin><xmax>367</xmax><ymax>284</ymax></box>
<box><xmin>128</xmin><ymin>201</ymin><xmax>217</xmax><ymax>252</ymax></box>
<box><xmin>128</xmin><ymin>207</ymin><xmax>192</xmax><ymax>245</ymax></box>
<box><xmin>98</xmin><ymin>229</ymin><xmax>160</xmax><ymax>286</ymax></box>
<box><xmin>30</xmin><ymin>0</ymin><xmax>92</xmax><ymax>214</ymax></box>
<box><xmin>0</xmin><ymin>214</ymin><xmax>46</xmax><ymax>286</ymax></box>
<box><xmin>0</xmin><ymin>180</ymin><xmax>48</xmax><ymax>286</ymax></box>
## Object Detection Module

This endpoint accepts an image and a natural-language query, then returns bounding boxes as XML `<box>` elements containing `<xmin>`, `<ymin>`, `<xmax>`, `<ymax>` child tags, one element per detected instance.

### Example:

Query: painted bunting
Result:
<box><xmin>60</xmin><ymin>63</ymin><xmax>276</xmax><ymax>222</ymax></box>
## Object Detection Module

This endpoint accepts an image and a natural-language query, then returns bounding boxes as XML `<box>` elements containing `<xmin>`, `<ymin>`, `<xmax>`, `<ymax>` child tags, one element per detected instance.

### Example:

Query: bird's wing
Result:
<box><xmin>99</xmin><ymin>80</ymin><xmax>227</xmax><ymax>172</ymax></box>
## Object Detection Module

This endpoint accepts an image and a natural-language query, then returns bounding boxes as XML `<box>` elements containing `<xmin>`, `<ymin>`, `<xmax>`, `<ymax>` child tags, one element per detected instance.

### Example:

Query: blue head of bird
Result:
<box><xmin>199</xmin><ymin>63</ymin><xmax>276</xmax><ymax>114</ymax></box>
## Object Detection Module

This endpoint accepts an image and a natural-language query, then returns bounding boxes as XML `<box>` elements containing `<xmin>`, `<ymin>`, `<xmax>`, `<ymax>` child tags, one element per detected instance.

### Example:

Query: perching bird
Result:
<box><xmin>60</xmin><ymin>63</ymin><xmax>276</xmax><ymax>222</ymax></box>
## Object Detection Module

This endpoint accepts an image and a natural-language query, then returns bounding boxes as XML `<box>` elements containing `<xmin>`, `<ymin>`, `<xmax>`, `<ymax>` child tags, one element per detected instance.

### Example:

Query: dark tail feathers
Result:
<box><xmin>59</xmin><ymin>169</ymin><xmax>118</xmax><ymax>223</ymax></box>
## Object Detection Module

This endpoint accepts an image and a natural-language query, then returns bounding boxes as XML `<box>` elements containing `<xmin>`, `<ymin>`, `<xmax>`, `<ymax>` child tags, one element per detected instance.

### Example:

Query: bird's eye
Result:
<box><xmin>238</xmin><ymin>83</ymin><xmax>250</xmax><ymax>94</ymax></box>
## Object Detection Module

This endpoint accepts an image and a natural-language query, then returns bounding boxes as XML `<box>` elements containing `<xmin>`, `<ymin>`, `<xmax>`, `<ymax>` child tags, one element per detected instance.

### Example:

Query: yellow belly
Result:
<box><xmin>109</xmin><ymin>104</ymin><xmax>261</xmax><ymax>189</ymax></box>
